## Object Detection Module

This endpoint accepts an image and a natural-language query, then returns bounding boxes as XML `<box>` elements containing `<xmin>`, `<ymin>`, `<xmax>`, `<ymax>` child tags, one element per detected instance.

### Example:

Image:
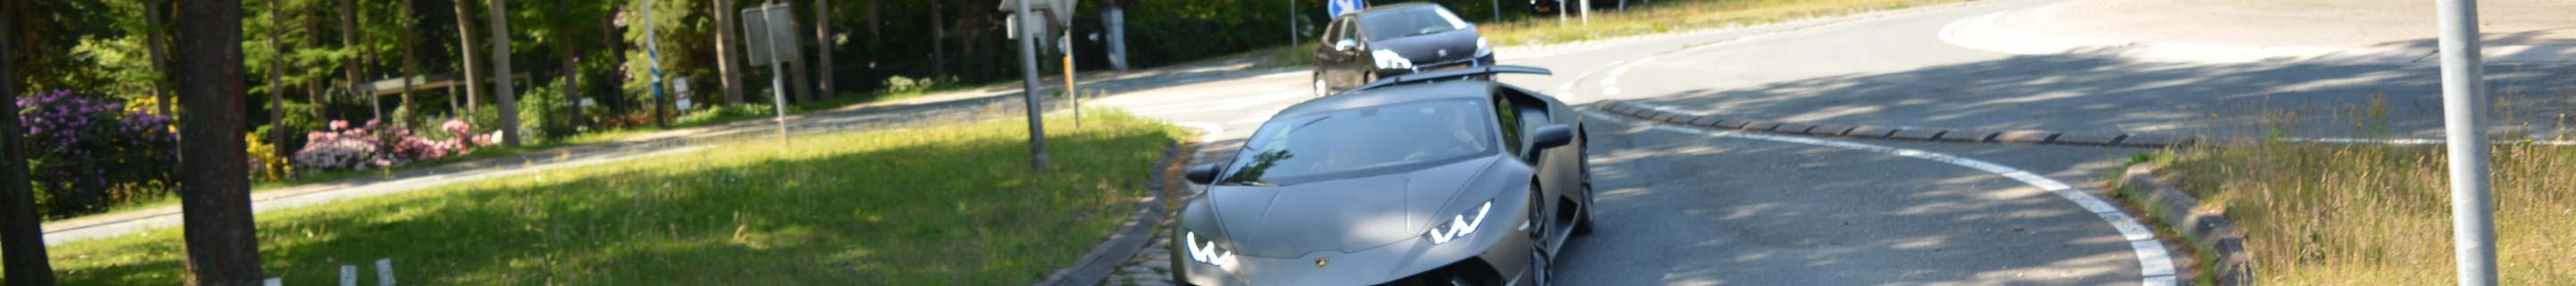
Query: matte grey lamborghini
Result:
<box><xmin>1177</xmin><ymin>66</ymin><xmax>1595</xmax><ymax>285</ymax></box>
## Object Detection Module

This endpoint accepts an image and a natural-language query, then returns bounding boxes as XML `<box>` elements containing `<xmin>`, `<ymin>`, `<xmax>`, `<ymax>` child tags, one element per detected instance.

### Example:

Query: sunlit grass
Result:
<box><xmin>2162</xmin><ymin>140</ymin><xmax>2576</xmax><ymax>284</ymax></box>
<box><xmin>32</xmin><ymin>110</ymin><xmax>1186</xmax><ymax>285</ymax></box>
<box><xmin>1480</xmin><ymin>0</ymin><xmax>1962</xmax><ymax>46</ymax></box>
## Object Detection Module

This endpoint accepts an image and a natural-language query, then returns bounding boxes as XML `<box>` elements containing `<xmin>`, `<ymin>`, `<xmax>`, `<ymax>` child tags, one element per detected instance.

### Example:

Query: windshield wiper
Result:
<box><xmin>1217</xmin><ymin>180</ymin><xmax>1273</xmax><ymax>187</ymax></box>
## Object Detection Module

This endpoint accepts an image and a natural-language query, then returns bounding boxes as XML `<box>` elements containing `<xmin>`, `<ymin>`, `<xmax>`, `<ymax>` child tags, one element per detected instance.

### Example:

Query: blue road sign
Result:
<box><xmin>1329</xmin><ymin>0</ymin><xmax>1365</xmax><ymax>16</ymax></box>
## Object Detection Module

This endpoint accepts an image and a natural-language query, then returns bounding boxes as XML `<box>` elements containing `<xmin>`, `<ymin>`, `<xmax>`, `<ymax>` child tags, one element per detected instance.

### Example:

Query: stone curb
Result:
<box><xmin>1032</xmin><ymin>143</ymin><xmax>1181</xmax><ymax>286</ymax></box>
<box><xmin>2118</xmin><ymin>164</ymin><xmax>2255</xmax><ymax>286</ymax></box>
<box><xmin>1592</xmin><ymin>100</ymin><xmax>2200</xmax><ymax>148</ymax></box>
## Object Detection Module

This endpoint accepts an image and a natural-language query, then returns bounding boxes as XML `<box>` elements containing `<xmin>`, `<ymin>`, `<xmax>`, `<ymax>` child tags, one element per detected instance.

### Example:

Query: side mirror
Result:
<box><xmin>1185</xmin><ymin>164</ymin><xmax>1221</xmax><ymax>185</ymax></box>
<box><xmin>1532</xmin><ymin>124</ymin><xmax>1575</xmax><ymax>150</ymax></box>
<box><xmin>1334</xmin><ymin>39</ymin><xmax>1358</xmax><ymax>52</ymax></box>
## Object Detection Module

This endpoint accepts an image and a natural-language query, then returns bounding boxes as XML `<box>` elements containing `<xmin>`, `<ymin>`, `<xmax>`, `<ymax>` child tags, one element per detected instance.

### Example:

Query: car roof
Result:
<box><xmin>1356</xmin><ymin>3</ymin><xmax>1442</xmax><ymax>14</ymax></box>
<box><xmin>1274</xmin><ymin>80</ymin><xmax>1493</xmax><ymax>120</ymax></box>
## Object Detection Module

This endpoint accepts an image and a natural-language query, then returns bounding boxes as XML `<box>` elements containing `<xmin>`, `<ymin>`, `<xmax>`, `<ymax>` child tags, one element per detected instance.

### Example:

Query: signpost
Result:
<box><xmin>743</xmin><ymin>2</ymin><xmax>802</xmax><ymax>144</ymax></box>
<box><xmin>1001</xmin><ymin>0</ymin><xmax>1069</xmax><ymax>171</ymax></box>
<box><xmin>2434</xmin><ymin>0</ymin><xmax>2496</xmax><ymax>284</ymax></box>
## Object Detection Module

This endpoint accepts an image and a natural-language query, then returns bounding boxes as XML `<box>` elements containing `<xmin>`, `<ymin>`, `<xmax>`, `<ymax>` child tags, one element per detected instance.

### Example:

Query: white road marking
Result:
<box><xmin>1558</xmin><ymin>82</ymin><xmax>1576</xmax><ymax>92</ymax></box>
<box><xmin>1603</xmin><ymin>87</ymin><xmax>1623</xmax><ymax>96</ymax></box>
<box><xmin>1609</xmin><ymin>66</ymin><xmax>1631</xmax><ymax>77</ymax></box>
<box><xmin>1582</xmin><ymin>111</ymin><xmax>2180</xmax><ymax>286</ymax></box>
<box><xmin>1636</xmin><ymin>56</ymin><xmax>1658</xmax><ymax>64</ymax></box>
<box><xmin>1600</xmin><ymin>77</ymin><xmax>1618</xmax><ymax>86</ymax></box>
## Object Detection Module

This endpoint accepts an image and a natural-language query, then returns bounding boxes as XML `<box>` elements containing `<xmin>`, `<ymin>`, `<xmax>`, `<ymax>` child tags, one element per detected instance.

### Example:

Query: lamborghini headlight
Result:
<box><xmin>1183</xmin><ymin>231</ymin><xmax>1238</xmax><ymax>266</ymax></box>
<box><xmin>1423</xmin><ymin>200</ymin><xmax>1494</xmax><ymax>245</ymax></box>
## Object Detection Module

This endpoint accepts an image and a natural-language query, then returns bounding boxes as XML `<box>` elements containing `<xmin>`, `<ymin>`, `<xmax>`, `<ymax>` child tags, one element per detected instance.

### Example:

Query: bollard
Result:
<box><xmin>340</xmin><ymin>265</ymin><xmax>358</xmax><ymax>286</ymax></box>
<box><xmin>376</xmin><ymin>258</ymin><xmax>396</xmax><ymax>286</ymax></box>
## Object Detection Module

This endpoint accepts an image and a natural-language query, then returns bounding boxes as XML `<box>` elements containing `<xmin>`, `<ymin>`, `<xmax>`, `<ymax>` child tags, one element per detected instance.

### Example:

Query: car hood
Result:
<box><xmin>1199</xmin><ymin>156</ymin><xmax>1518</xmax><ymax>257</ymax></box>
<box><xmin>1372</xmin><ymin>29</ymin><xmax>1482</xmax><ymax>65</ymax></box>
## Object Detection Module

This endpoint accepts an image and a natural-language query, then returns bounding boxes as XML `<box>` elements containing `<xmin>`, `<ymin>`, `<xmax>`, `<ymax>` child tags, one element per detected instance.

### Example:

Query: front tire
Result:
<box><xmin>1314</xmin><ymin>74</ymin><xmax>1332</xmax><ymax>97</ymax></box>
<box><xmin>1526</xmin><ymin>186</ymin><xmax>1554</xmax><ymax>286</ymax></box>
<box><xmin>1572</xmin><ymin>136</ymin><xmax>1597</xmax><ymax>236</ymax></box>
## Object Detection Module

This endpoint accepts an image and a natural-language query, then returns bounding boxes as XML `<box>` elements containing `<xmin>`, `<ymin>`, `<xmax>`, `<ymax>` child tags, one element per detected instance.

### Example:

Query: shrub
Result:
<box><xmin>292</xmin><ymin>119</ymin><xmax>487</xmax><ymax>172</ymax></box>
<box><xmin>17</xmin><ymin>89</ymin><xmax>178</xmax><ymax>218</ymax></box>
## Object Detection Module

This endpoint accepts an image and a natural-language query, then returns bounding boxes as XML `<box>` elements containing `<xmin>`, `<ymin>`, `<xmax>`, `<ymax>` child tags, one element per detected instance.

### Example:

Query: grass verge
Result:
<box><xmin>48</xmin><ymin>80</ymin><xmax>1016</xmax><ymax>224</ymax></box>
<box><xmin>2162</xmin><ymin>141</ymin><xmax>2576</xmax><ymax>284</ymax></box>
<box><xmin>1480</xmin><ymin>0</ymin><xmax>1964</xmax><ymax>46</ymax></box>
<box><xmin>34</xmin><ymin>110</ymin><xmax>1185</xmax><ymax>285</ymax></box>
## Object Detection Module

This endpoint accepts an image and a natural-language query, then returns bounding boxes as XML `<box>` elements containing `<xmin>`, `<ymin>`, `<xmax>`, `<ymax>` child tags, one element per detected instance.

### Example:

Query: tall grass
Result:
<box><xmin>1479</xmin><ymin>0</ymin><xmax>1962</xmax><ymax>46</ymax></box>
<box><xmin>2164</xmin><ymin>139</ymin><xmax>2576</xmax><ymax>284</ymax></box>
<box><xmin>28</xmin><ymin>111</ymin><xmax>1186</xmax><ymax>285</ymax></box>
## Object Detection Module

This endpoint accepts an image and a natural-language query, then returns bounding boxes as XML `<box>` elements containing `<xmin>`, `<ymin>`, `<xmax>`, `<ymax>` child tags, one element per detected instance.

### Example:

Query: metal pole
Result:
<box><xmin>766</xmin><ymin>2</ymin><xmax>792</xmax><ymax>144</ymax></box>
<box><xmin>1065</xmin><ymin>35</ymin><xmax>1079</xmax><ymax>129</ymax></box>
<box><xmin>1017</xmin><ymin>0</ymin><xmax>1053</xmax><ymax>171</ymax></box>
<box><xmin>1580</xmin><ymin>0</ymin><xmax>1589</xmax><ymax>25</ymax></box>
<box><xmin>2435</xmin><ymin>0</ymin><xmax>2496</xmax><ymax>284</ymax></box>
<box><xmin>1290</xmin><ymin>0</ymin><xmax>1299</xmax><ymax>50</ymax></box>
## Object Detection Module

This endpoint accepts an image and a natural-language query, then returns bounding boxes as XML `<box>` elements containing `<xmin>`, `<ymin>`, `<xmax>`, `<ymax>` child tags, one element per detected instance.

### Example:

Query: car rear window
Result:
<box><xmin>1360</xmin><ymin>5</ymin><xmax>1471</xmax><ymax>39</ymax></box>
<box><xmin>1219</xmin><ymin>99</ymin><xmax>1496</xmax><ymax>186</ymax></box>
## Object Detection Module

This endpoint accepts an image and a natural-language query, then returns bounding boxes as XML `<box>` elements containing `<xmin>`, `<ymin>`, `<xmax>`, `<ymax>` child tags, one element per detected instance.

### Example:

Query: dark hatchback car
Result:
<box><xmin>1313</xmin><ymin>3</ymin><xmax>1494</xmax><ymax>97</ymax></box>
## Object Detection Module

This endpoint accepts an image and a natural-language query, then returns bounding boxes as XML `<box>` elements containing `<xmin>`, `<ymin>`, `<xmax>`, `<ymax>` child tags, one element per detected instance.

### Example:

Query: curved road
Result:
<box><xmin>1099</xmin><ymin>0</ymin><xmax>2193</xmax><ymax>284</ymax></box>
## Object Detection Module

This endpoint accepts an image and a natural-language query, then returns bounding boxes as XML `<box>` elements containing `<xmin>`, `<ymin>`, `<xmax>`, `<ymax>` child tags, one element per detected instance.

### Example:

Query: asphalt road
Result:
<box><xmin>1093</xmin><ymin>0</ymin><xmax>2196</xmax><ymax>284</ymax></box>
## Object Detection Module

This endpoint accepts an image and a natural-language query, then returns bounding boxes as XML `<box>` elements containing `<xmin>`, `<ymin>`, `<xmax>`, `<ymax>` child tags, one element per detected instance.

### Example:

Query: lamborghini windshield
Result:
<box><xmin>1218</xmin><ymin>99</ymin><xmax>1496</xmax><ymax>186</ymax></box>
<box><xmin>1360</xmin><ymin>5</ymin><xmax>1473</xmax><ymax>39</ymax></box>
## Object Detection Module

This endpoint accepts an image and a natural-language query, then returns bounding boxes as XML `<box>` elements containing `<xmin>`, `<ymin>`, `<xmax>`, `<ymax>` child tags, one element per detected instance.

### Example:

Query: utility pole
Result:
<box><xmin>2434</xmin><ymin>0</ymin><xmax>2496</xmax><ymax>284</ymax></box>
<box><xmin>643</xmin><ymin>0</ymin><xmax>670</xmax><ymax>128</ymax></box>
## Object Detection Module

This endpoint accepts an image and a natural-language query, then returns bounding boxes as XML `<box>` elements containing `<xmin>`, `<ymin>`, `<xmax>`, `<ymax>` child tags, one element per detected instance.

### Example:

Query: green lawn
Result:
<box><xmin>36</xmin><ymin>110</ymin><xmax>1185</xmax><ymax>285</ymax></box>
<box><xmin>2161</xmin><ymin>141</ymin><xmax>2576</xmax><ymax>284</ymax></box>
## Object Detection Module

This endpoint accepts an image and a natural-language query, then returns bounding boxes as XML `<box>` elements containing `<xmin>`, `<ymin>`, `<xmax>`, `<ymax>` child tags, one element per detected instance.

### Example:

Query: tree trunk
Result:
<box><xmin>270</xmin><ymin>0</ymin><xmax>287</xmax><ymax>164</ymax></box>
<box><xmin>783</xmin><ymin>2</ymin><xmax>811</xmax><ymax>105</ymax></box>
<box><xmin>354</xmin><ymin>0</ymin><xmax>383</xmax><ymax>122</ymax></box>
<box><xmin>0</xmin><ymin>6</ymin><xmax>61</xmax><ymax>284</ymax></box>
<box><xmin>453</xmin><ymin>0</ymin><xmax>485</xmax><ymax>114</ymax></box>
<box><xmin>341</xmin><ymin>0</ymin><xmax>360</xmax><ymax>120</ymax></box>
<box><xmin>487</xmin><ymin>0</ymin><xmax>521</xmax><ymax>146</ymax></box>
<box><xmin>557</xmin><ymin>0</ymin><xmax>581</xmax><ymax>128</ymax></box>
<box><xmin>401</xmin><ymin>0</ymin><xmax>419</xmax><ymax>129</ymax></box>
<box><xmin>174</xmin><ymin>0</ymin><xmax>265</xmax><ymax>283</ymax></box>
<box><xmin>713</xmin><ymin>0</ymin><xmax>745</xmax><ymax>105</ymax></box>
<box><xmin>943</xmin><ymin>1</ymin><xmax>953</xmax><ymax>77</ymax></box>
<box><xmin>145</xmin><ymin>1</ymin><xmax>177</xmax><ymax>118</ymax></box>
<box><xmin>811</xmin><ymin>0</ymin><xmax>832</xmax><ymax>99</ymax></box>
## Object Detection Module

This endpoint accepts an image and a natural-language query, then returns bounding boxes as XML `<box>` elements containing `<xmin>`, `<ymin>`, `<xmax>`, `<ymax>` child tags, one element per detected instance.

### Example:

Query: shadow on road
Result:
<box><xmin>1556</xmin><ymin>117</ymin><xmax>2147</xmax><ymax>285</ymax></box>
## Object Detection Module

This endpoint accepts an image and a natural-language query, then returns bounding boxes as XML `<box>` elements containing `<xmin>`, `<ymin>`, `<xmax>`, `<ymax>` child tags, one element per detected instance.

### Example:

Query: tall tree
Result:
<box><xmin>173</xmin><ymin>0</ymin><xmax>265</xmax><ymax>282</ymax></box>
<box><xmin>713</xmin><ymin>0</ymin><xmax>744</xmax><ymax>105</ymax></box>
<box><xmin>811</xmin><ymin>0</ymin><xmax>832</xmax><ymax>99</ymax></box>
<box><xmin>268</xmin><ymin>0</ymin><xmax>286</xmax><ymax>158</ymax></box>
<box><xmin>400</xmin><ymin>0</ymin><xmax>420</xmax><ymax>128</ymax></box>
<box><xmin>943</xmin><ymin>1</ymin><xmax>953</xmax><ymax>77</ymax></box>
<box><xmin>487</xmin><ymin>0</ymin><xmax>521</xmax><ymax>146</ymax></box>
<box><xmin>453</xmin><ymin>0</ymin><xmax>487</xmax><ymax>114</ymax></box>
<box><xmin>340</xmin><ymin>0</ymin><xmax>359</xmax><ymax>118</ymax></box>
<box><xmin>783</xmin><ymin>2</ymin><xmax>811</xmax><ymax>104</ymax></box>
<box><xmin>556</xmin><ymin>0</ymin><xmax>583</xmax><ymax>128</ymax></box>
<box><xmin>360</xmin><ymin>3</ymin><xmax>380</xmax><ymax>122</ymax></box>
<box><xmin>145</xmin><ymin>0</ymin><xmax>177</xmax><ymax>118</ymax></box>
<box><xmin>0</xmin><ymin>4</ymin><xmax>61</xmax><ymax>284</ymax></box>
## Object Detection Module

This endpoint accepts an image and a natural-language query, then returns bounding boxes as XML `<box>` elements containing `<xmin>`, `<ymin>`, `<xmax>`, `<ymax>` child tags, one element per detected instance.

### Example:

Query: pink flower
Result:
<box><xmin>328</xmin><ymin>120</ymin><xmax>349</xmax><ymax>130</ymax></box>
